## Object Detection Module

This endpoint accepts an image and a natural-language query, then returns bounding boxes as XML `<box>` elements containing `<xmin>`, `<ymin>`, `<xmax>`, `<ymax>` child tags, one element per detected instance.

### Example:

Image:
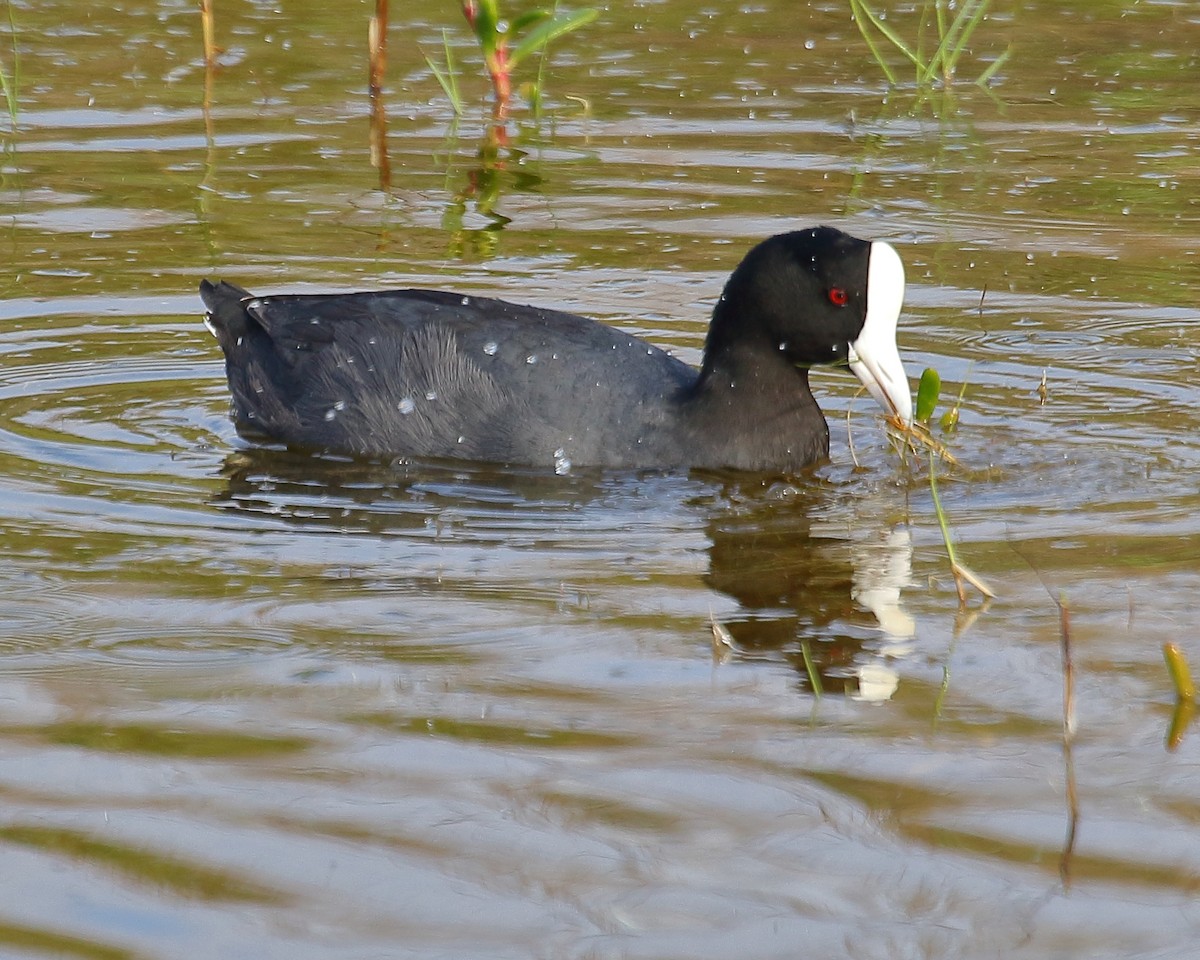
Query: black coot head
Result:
<box><xmin>706</xmin><ymin>226</ymin><xmax>910</xmax><ymax>423</ymax></box>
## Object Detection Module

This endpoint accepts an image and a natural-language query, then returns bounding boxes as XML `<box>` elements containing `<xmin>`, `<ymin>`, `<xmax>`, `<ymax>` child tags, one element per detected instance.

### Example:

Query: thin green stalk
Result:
<box><xmin>936</xmin><ymin>0</ymin><xmax>949</xmax><ymax>40</ymax></box>
<box><xmin>853</xmin><ymin>0</ymin><xmax>999</xmax><ymax>89</ymax></box>
<box><xmin>928</xmin><ymin>452</ymin><xmax>959</xmax><ymax>569</ymax></box>
<box><xmin>524</xmin><ymin>0</ymin><xmax>560</xmax><ymax>118</ymax></box>
<box><xmin>852</xmin><ymin>0</ymin><xmax>925</xmax><ymax>74</ymax></box>
<box><xmin>0</xmin><ymin>64</ymin><xmax>11</xmax><ymax>129</ymax></box>
<box><xmin>800</xmin><ymin>640</ymin><xmax>824</xmax><ymax>698</ymax></box>
<box><xmin>928</xmin><ymin>0</ymin><xmax>991</xmax><ymax>84</ymax></box>
<box><xmin>915</xmin><ymin>0</ymin><xmax>934</xmax><ymax>74</ymax></box>
<box><xmin>1</xmin><ymin>0</ymin><xmax>19</xmax><ymax>129</ymax></box>
<box><xmin>424</xmin><ymin>28</ymin><xmax>463</xmax><ymax>115</ymax></box>
<box><xmin>929</xmin><ymin>451</ymin><xmax>995</xmax><ymax>604</ymax></box>
<box><xmin>849</xmin><ymin>0</ymin><xmax>899</xmax><ymax>86</ymax></box>
<box><xmin>936</xmin><ymin>0</ymin><xmax>993</xmax><ymax>82</ymax></box>
<box><xmin>976</xmin><ymin>43</ymin><xmax>1012</xmax><ymax>87</ymax></box>
<box><xmin>529</xmin><ymin>34</ymin><xmax>547</xmax><ymax>118</ymax></box>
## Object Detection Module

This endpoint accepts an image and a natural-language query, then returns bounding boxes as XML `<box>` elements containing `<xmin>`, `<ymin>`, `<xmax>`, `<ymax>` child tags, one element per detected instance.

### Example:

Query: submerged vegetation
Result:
<box><xmin>849</xmin><ymin>0</ymin><xmax>1010</xmax><ymax>88</ymax></box>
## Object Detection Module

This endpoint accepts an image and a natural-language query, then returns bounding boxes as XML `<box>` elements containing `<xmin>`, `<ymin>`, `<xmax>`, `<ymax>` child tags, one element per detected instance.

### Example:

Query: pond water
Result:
<box><xmin>2</xmin><ymin>0</ymin><xmax>1199</xmax><ymax>956</ymax></box>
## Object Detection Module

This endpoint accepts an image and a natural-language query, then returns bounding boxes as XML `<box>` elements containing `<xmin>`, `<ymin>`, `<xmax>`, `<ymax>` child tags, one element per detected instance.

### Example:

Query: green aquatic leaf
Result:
<box><xmin>510</xmin><ymin>9</ymin><xmax>553</xmax><ymax>33</ymax></box>
<box><xmin>916</xmin><ymin>367</ymin><xmax>941</xmax><ymax>423</ymax></box>
<box><xmin>509</xmin><ymin>8</ymin><xmax>599</xmax><ymax>68</ymax></box>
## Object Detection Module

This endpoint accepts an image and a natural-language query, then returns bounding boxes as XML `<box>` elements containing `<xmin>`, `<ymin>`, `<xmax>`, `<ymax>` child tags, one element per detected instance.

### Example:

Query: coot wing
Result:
<box><xmin>204</xmin><ymin>284</ymin><xmax>697</xmax><ymax>465</ymax></box>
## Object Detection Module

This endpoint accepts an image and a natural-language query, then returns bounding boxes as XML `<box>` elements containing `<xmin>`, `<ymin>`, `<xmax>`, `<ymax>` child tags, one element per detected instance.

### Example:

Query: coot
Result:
<box><xmin>202</xmin><ymin>226</ymin><xmax>911</xmax><ymax>473</ymax></box>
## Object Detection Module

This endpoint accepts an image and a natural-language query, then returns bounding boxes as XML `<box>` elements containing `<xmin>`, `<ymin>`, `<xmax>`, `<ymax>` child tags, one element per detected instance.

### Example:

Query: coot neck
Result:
<box><xmin>691</xmin><ymin>338</ymin><xmax>817</xmax><ymax>411</ymax></box>
<box><xmin>693</xmin><ymin>296</ymin><xmax>816</xmax><ymax>408</ymax></box>
<box><xmin>668</xmin><ymin>308</ymin><xmax>823</xmax><ymax>467</ymax></box>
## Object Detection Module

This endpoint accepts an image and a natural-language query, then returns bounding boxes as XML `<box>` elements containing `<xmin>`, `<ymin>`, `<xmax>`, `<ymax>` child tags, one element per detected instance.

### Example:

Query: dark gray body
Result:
<box><xmin>199</xmin><ymin>228</ymin><xmax>902</xmax><ymax>473</ymax></box>
<box><xmin>201</xmin><ymin>283</ymin><xmax>828</xmax><ymax>472</ymax></box>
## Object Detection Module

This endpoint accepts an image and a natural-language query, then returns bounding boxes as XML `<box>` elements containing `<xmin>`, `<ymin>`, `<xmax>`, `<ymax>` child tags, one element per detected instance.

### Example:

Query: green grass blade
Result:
<box><xmin>851</xmin><ymin>0</ymin><xmax>926</xmax><ymax>73</ymax></box>
<box><xmin>915</xmin><ymin>0</ymin><xmax>937</xmax><ymax>70</ymax></box>
<box><xmin>0</xmin><ymin>62</ymin><xmax>12</xmax><ymax>128</ymax></box>
<box><xmin>975</xmin><ymin>42</ymin><xmax>1012</xmax><ymax>87</ymax></box>
<box><xmin>941</xmin><ymin>0</ymin><xmax>992</xmax><ymax>81</ymax></box>
<box><xmin>927</xmin><ymin>0</ymin><xmax>950</xmax><ymax>82</ymax></box>
<box><xmin>424</xmin><ymin>56</ymin><xmax>458</xmax><ymax>113</ymax></box>
<box><xmin>922</xmin><ymin>0</ymin><xmax>988</xmax><ymax>83</ymax></box>
<box><xmin>442</xmin><ymin>29</ymin><xmax>460</xmax><ymax>108</ymax></box>
<box><xmin>510</xmin><ymin>10</ymin><xmax>552</xmax><ymax>33</ymax></box>
<box><xmin>508</xmin><ymin>7</ymin><xmax>598</xmax><ymax>69</ymax></box>
<box><xmin>849</xmin><ymin>0</ymin><xmax>899</xmax><ymax>86</ymax></box>
<box><xmin>800</xmin><ymin>640</ymin><xmax>824</xmax><ymax>698</ymax></box>
<box><xmin>928</xmin><ymin>452</ymin><xmax>958</xmax><ymax>568</ymax></box>
<box><xmin>1</xmin><ymin>0</ymin><xmax>19</xmax><ymax>128</ymax></box>
<box><xmin>423</xmin><ymin>29</ymin><xmax>463</xmax><ymax>115</ymax></box>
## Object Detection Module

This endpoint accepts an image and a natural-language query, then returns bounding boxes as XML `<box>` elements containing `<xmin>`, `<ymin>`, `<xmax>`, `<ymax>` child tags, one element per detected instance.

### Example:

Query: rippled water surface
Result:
<box><xmin>2</xmin><ymin>1</ymin><xmax>1200</xmax><ymax>957</ymax></box>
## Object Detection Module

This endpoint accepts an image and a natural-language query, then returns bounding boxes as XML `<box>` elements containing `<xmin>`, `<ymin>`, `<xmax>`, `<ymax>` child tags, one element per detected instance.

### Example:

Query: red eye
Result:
<box><xmin>828</xmin><ymin>287</ymin><xmax>849</xmax><ymax>306</ymax></box>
